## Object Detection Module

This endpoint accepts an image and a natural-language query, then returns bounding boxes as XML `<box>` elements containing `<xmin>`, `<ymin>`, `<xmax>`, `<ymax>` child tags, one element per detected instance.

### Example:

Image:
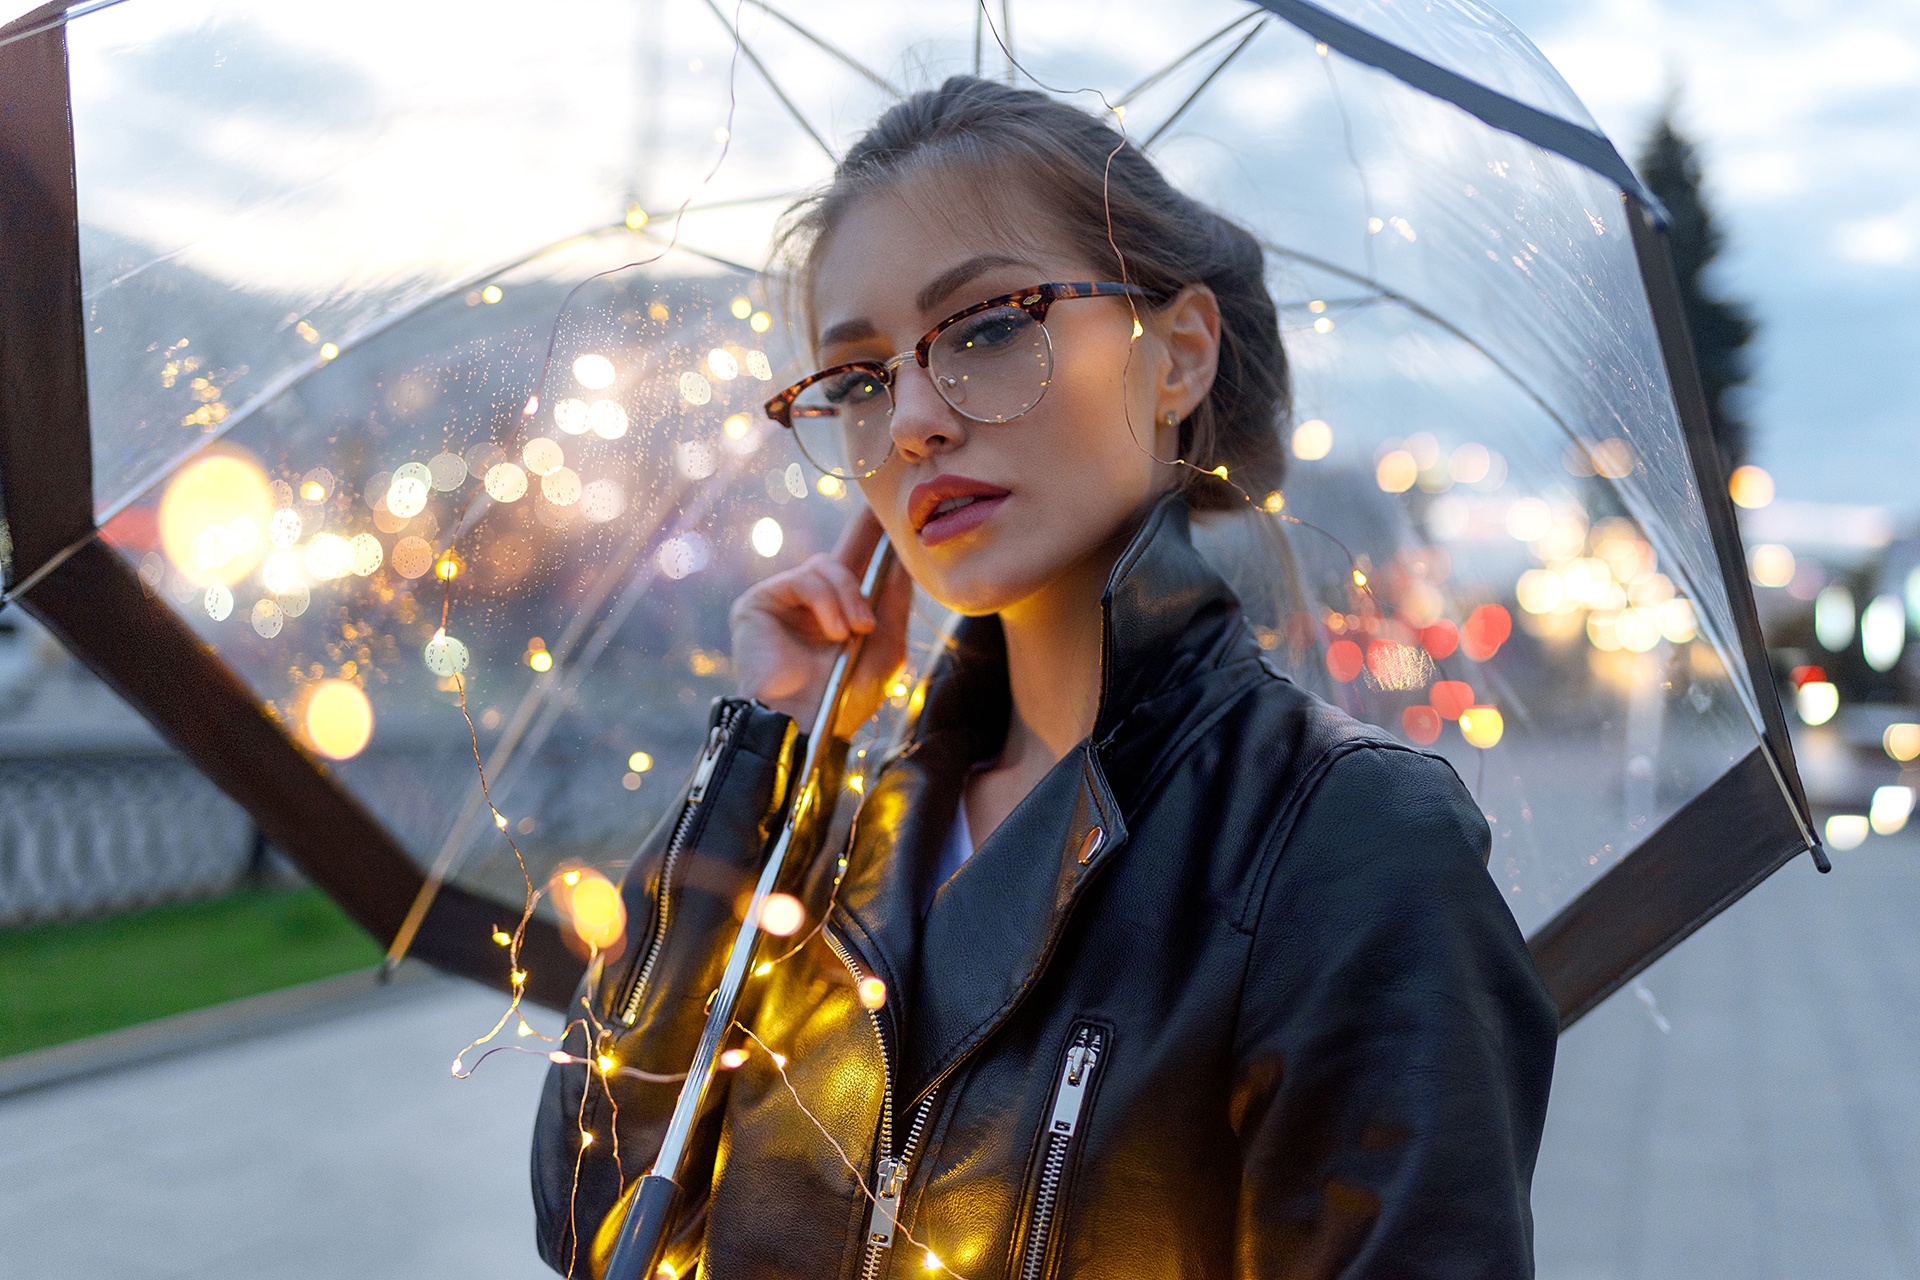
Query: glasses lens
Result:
<box><xmin>788</xmin><ymin>368</ymin><xmax>893</xmax><ymax>478</ymax></box>
<box><xmin>928</xmin><ymin>305</ymin><xmax>1053</xmax><ymax>423</ymax></box>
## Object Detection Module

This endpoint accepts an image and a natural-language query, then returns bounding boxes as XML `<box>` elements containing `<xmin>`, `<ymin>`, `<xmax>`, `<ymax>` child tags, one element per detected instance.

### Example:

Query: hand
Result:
<box><xmin>729</xmin><ymin>505</ymin><xmax>912</xmax><ymax>739</ymax></box>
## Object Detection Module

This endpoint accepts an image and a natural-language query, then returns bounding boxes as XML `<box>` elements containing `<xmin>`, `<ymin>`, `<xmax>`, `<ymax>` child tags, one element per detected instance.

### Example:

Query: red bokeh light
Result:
<box><xmin>1326</xmin><ymin>639</ymin><xmax>1364</xmax><ymax>683</ymax></box>
<box><xmin>1461</xmin><ymin>604</ymin><xmax>1512</xmax><ymax>661</ymax></box>
<box><xmin>1401</xmin><ymin>705</ymin><xmax>1442</xmax><ymax>745</ymax></box>
<box><xmin>1430</xmin><ymin>680</ymin><xmax>1476</xmax><ymax>721</ymax></box>
<box><xmin>1788</xmin><ymin>664</ymin><xmax>1826</xmax><ymax>688</ymax></box>
<box><xmin>1420</xmin><ymin>618</ymin><xmax>1459</xmax><ymax>659</ymax></box>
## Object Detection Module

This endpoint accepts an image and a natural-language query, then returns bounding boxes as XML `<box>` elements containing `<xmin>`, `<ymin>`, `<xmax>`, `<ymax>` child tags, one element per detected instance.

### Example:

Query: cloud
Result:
<box><xmin>1834</xmin><ymin>204</ymin><xmax>1919</xmax><ymax>267</ymax></box>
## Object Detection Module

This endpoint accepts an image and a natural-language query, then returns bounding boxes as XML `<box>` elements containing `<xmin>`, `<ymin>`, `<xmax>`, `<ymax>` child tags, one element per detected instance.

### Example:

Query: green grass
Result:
<box><xmin>0</xmin><ymin>887</ymin><xmax>383</xmax><ymax>1059</ymax></box>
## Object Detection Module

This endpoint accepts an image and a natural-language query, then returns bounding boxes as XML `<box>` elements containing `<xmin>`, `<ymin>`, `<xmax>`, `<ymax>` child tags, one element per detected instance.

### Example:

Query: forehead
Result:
<box><xmin>808</xmin><ymin>166</ymin><xmax>1097</xmax><ymax>334</ymax></box>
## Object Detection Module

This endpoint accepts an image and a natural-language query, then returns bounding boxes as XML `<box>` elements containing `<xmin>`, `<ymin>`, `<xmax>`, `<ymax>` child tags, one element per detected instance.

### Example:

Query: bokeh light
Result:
<box><xmin>1458</xmin><ymin>705</ymin><xmax>1505</xmax><ymax>748</ymax></box>
<box><xmin>588</xmin><ymin>401</ymin><xmax>629</xmax><ymax>440</ymax></box>
<box><xmin>1400</xmin><ymin>705</ymin><xmax>1441</xmax><ymax>744</ymax></box>
<box><xmin>305</xmin><ymin>679</ymin><xmax>374</xmax><ymax>760</ymax></box>
<box><xmin>759</xmin><ymin>892</ymin><xmax>804</xmax><ymax>937</ymax></box>
<box><xmin>522</xmin><ymin>437</ymin><xmax>564</xmax><ymax>477</ymax></box>
<box><xmin>1748</xmin><ymin>543</ymin><xmax>1795</xmax><ymax>588</ymax></box>
<box><xmin>554</xmin><ymin>867</ymin><xmax>626</xmax><ymax>952</ymax></box>
<box><xmin>1814</xmin><ymin>585</ymin><xmax>1855</xmax><ymax>651</ymax></box>
<box><xmin>572</xmin><ymin>353</ymin><xmax>616</xmax><ymax>389</ymax></box>
<box><xmin>1374</xmin><ymin>449</ymin><xmax>1417</xmax><ymax>493</ymax></box>
<box><xmin>387</xmin><ymin>462</ymin><xmax>432</xmax><ymax>518</ymax></box>
<box><xmin>1870</xmin><ymin>785</ymin><xmax>1913</xmax><ymax>837</ymax></box>
<box><xmin>485</xmin><ymin>462</ymin><xmax>529</xmax><ymax>502</ymax></box>
<box><xmin>1860</xmin><ymin>594</ymin><xmax>1907</xmax><ymax>672</ymax></box>
<box><xmin>1824</xmin><ymin>813</ymin><xmax>1869</xmax><ymax>851</ymax></box>
<box><xmin>750</xmin><ymin>517</ymin><xmax>784</xmax><ymax>558</ymax></box>
<box><xmin>158</xmin><ymin>453</ymin><xmax>275</xmax><ymax>586</ymax></box>
<box><xmin>1886</xmin><ymin>724</ymin><xmax>1920</xmax><ymax>763</ymax></box>
<box><xmin>1291</xmin><ymin>418</ymin><xmax>1332</xmax><ymax>460</ymax></box>
<box><xmin>1795</xmin><ymin>681</ymin><xmax>1838</xmax><ymax>726</ymax></box>
<box><xmin>304</xmin><ymin>532</ymin><xmax>353</xmax><ymax>581</ymax></box>
<box><xmin>1728</xmin><ymin>464</ymin><xmax>1775</xmax><ymax>509</ymax></box>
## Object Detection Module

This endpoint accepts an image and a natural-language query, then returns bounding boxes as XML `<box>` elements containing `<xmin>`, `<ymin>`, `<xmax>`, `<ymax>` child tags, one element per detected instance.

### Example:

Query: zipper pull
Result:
<box><xmin>1048</xmin><ymin>1032</ymin><xmax>1103</xmax><ymax>1136</ymax></box>
<box><xmin>687</xmin><ymin>722</ymin><xmax>727</xmax><ymax>802</ymax></box>
<box><xmin>866</xmin><ymin>1156</ymin><xmax>906</xmax><ymax>1249</ymax></box>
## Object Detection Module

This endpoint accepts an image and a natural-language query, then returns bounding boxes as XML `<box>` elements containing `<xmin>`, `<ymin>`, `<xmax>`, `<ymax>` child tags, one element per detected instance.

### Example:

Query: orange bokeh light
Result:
<box><xmin>549</xmin><ymin>865</ymin><xmax>627</xmax><ymax>954</ymax></box>
<box><xmin>303</xmin><ymin>679</ymin><xmax>373</xmax><ymax>760</ymax></box>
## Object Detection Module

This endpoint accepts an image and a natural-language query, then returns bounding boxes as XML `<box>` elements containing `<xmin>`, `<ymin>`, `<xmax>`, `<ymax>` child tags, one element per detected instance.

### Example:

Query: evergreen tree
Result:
<box><xmin>1638</xmin><ymin>104</ymin><xmax>1758</xmax><ymax>474</ymax></box>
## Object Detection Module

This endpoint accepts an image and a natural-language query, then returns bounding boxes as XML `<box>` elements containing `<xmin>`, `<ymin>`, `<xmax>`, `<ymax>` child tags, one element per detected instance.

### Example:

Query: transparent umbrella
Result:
<box><xmin>0</xmin><ymin>0</ymin><xmax>1818</xmax><ymax>1029</ymax></box>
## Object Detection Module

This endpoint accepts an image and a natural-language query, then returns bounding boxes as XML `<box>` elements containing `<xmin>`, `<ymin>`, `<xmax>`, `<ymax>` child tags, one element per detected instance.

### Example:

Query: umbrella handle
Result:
<box><xmin>603</xmin><ymin>533</ymin><xmax>894</xmax><ymax>1280</ymax></box>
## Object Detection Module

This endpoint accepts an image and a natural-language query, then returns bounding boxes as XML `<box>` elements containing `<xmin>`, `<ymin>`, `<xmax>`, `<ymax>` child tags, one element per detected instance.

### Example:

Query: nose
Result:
<box><xmin>887</xmin><ymin>360</ymin><xmax>967</xmax><ymax>463</ymax></box>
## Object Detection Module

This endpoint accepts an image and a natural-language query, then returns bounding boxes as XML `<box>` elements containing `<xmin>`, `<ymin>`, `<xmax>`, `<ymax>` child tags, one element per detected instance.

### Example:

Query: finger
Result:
<box><xmin>755</xmin><ymin>562</ymin><xmax>852</xmax><ymax>642</ymax></box>
<box><xmin>810</xmin><ymin>553</ymin><xmax>875</xmax><ymax>633</ymax></box>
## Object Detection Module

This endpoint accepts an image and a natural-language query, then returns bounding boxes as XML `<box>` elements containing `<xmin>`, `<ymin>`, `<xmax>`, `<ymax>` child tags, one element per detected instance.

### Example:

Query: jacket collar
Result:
<box><xmin>830</xmin><ymin>493</ymin><xmax>1254</xmax><ymax>1101</ymax></box>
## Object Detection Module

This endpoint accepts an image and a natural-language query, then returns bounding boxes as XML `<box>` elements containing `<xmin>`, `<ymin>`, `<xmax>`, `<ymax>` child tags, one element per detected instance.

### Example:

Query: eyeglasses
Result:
<box><xmin>763</xmin><ymin>281</ymin><xmax>1150</xmax><ymax>479</ymax></box>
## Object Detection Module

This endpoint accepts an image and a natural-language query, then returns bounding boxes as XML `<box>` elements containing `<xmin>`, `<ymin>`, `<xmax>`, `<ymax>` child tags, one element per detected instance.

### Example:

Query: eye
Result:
<box><xmin>818</xmin><ymin>369</ymin><xmax>886</xmax><ymax>406</ymax></box>
<box><xmin>947</xmin><ymin>307</ymin><xmax>1032</xmax><ymax>352</ymax></box>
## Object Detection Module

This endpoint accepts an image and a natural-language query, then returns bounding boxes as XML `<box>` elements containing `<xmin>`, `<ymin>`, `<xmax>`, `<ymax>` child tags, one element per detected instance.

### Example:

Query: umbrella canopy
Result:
<box><xmin>0</xmin><ymin>0</ymin><xmax>1818</xmax><ymax>1026</ymax></box>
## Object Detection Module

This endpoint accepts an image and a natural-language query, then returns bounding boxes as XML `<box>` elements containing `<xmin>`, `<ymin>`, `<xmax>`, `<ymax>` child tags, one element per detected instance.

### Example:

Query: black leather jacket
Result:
<box><xmin>533</xmin><ymin>496</ymin><xmax>1557</xmax><ymax>1279</ymax></box>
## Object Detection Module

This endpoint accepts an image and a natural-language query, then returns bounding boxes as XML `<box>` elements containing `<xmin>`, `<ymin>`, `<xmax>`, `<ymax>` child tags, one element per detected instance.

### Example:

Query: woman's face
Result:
<box><xmin>807</xmin><ymin>175</ymin><xmax>1216</xmax><ymax>618</ymax></box>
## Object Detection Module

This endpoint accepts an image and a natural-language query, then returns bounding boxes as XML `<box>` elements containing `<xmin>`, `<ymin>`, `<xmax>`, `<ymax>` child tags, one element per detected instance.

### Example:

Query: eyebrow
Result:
<box><xmin>914</xmin><ymin>254</ymin><xmax>1031</xmax><ymax>314</ymax></box>
<box><xmin>816</xmin><ymin>253</ymin><xmax>1034</xmax><ymax>353</ymax></box>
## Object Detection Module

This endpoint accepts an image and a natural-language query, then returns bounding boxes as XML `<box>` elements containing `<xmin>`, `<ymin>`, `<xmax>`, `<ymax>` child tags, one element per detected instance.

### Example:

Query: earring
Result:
<box><xmin>1163</xmin><ymin>411</ymin><xmax>1178</xmax><ymax>426</ymax></box>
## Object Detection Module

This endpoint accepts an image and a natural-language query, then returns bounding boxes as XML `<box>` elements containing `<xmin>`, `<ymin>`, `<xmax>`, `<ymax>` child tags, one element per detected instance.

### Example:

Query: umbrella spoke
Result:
<box><xmin>1142</xmin><ymin>20</ymin><xmax>1268</xmax><ymax>150</ymax></box>
<box><xmin>702</xmin><ymin>0</ymin><xmax>836</xmax><ymax>162</ymax></box>
<box><xmin>1113</xmin><ymin>9</ymin><xmax>1263</xmax><ymax>109</ymax></box>
<box><xmin>737</xmin><ymin>0</ymin><xmax>903</xmax><ymax>99</ymax></box>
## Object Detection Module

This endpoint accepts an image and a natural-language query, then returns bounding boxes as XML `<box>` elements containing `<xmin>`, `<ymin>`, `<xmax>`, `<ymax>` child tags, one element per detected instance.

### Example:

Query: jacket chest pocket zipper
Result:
<box><xmin>1017</xmin><ymin>1023</ymin><xmax>1108</xmax><ymax>1280</ymax></box>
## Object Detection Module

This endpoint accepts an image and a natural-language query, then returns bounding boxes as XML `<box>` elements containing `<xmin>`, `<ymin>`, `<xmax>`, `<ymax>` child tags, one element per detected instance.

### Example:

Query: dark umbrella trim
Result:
<box><xmin>1253</xmin><ymin>0</ymin><xmax>1667</xmax><ymax>224</ymax></box>
<box><xmin>1530</xmin><ymin>745</ymin><xmax>1808</xmax><ymax>1027</ymax></box>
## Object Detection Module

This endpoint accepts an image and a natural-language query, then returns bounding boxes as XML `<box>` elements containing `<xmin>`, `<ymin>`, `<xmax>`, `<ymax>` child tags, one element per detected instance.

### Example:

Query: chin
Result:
<box><xmin>907</xmin><ymin>544</ymin><xmax>1054</xmax><ymax>619</ymax></box>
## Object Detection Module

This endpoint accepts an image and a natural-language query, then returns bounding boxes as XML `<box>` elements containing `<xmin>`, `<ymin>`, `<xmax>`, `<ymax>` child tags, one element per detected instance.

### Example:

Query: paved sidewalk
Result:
<box><xmin>1</xmin><ymin>832</ymin><xmax>1914</xmax><ymax>1278</ymax></box>
<box><xmin>0</xmin><ymin>975</ymin><xmax>563</xmax><ymax>1280</ymax></box>
<box><xmin>1533</xmin><ymin>829</ymin><xmax>1920</xmax><ymax>1279</ymax></box>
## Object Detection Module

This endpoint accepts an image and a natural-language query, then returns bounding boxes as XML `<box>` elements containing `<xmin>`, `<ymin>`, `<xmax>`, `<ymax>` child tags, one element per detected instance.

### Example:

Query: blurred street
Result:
<box><xmin>0</xmin><ymin>833</ymin><xmax>1913</xmax><ymax>1278</ymax></box>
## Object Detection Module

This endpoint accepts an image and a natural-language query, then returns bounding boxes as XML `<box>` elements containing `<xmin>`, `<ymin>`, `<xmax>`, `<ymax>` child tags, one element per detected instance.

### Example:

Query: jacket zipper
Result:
<box><xmin>1017</xmin><ymin>1023</ymin><xmax>1107</xmax><ymax>1280</ymax></box>
<box><xmin>828</xmin><ymin>929</ymin><xmax>938</xmax><ymax>1280</ymax></box>
<box><xmin>616</xmin><ymin>704</ymin><xmax>744</xmax><ymax>1025</ymax></box>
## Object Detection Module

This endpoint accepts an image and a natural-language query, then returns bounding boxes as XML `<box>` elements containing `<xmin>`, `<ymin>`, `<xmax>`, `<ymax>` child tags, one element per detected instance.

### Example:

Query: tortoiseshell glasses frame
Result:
<box><xmin>762</xmin><ymin>281</ymin><xmax>1152</xmax><ymax>479</ymax></box>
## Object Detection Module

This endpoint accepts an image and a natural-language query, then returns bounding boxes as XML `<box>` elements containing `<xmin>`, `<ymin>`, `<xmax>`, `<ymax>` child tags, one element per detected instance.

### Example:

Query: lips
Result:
<box><xmin>908</xmin><ymin>475</ymin><xmax>1012</xmax><ymax>546</ymax></box>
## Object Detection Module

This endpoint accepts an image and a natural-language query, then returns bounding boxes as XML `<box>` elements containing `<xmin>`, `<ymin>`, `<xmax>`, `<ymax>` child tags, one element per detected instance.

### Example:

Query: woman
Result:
<box><xmin>535</xmin><ymin>76</ymin><xmax>1556</xmax><ymax>1280</ymax></box>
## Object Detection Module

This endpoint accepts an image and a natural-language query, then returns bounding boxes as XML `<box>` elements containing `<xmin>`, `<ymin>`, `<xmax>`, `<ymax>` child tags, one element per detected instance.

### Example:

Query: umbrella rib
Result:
<box><xmin>1114</xmin><ymin>9</ymin><xmax>1264</xmax><ymax>109</ymax></box>
<box><xmin>737</xmin><ymin>0</ymin><xmax>902</xmax><ymax>99</ymax></box>
<box><xmin>1261</xmin><ymin>237</ymin><xmax>1576</xmax><ymax>443</ymax></box>
<box><xmin>702</xmin><ymin>0</ymin><xmax>836</xmax><ymax>163</ymax></box>
<box><xmin>1142</xmin><ymin>20</ymin><xmax>1268</xmax><ymax>150</ymax></box>
<box><xmin>1000</xmin><ymin>0</ymin><xmax>1015</xmax><ymax>83</ymax></box>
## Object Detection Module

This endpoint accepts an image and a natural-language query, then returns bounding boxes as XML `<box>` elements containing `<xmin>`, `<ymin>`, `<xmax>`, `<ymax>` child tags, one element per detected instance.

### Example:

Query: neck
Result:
<box><xmin>992</xmin><ymin>518</ymin><xmax>1137</xmax><ymax>773</ymax></box>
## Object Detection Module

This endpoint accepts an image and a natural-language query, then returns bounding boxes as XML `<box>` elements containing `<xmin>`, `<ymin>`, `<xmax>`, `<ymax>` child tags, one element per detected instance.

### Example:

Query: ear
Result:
<box><xmin>1157</xmin><ymin>283</ymin><xmax>1222</xmax><ymax>421</ymax></box>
